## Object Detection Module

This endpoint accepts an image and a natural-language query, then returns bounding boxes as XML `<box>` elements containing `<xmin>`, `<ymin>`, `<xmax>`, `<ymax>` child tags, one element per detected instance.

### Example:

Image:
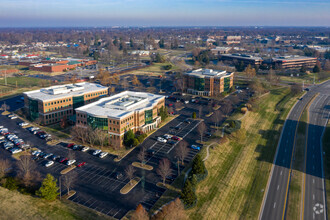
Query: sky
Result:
<box><xmin>0</xmin><ymin>0</ymin><xmax>329</xmax><ymax>27</ymax></box>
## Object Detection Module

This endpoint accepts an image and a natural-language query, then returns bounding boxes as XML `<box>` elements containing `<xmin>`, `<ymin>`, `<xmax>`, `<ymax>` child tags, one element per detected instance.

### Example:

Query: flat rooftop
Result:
<box><xmin>24</xmin><ymin>82</ymin><xmax>107</xmax><ymax>101</ymax></box>
<box><xmin>221</xmin><ymin>53</ymin><xmax>263</xmax><ymax>61</ymax></box>
<box><xmin>272</xmin><ymin>55</ymin><xmax>317</xmax><ymax>61</ymax></box>
<box><xmin>76</xmin><ymin>91</ymin><xmax>164</xmax><ymax>119</ymax></box>
<box><xmin>185</xmin><ymin>68</ymin><xmax>233</xmax><ymax>78</ymax></box>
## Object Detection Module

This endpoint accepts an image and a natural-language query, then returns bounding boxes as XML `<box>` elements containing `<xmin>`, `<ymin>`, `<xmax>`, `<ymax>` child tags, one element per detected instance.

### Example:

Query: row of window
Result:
<box><xmin>45</xmin><ymin>98</ymin><xmax>72</xmax><ymax>107</ymax></box>
<box><xmin>85</xmin><ymin>91</ymin><xmax>107</xmax><ymax>98</ymax></box>
<box><xmin>109</xmin><ymin>127</ymin><xmax>120</xmax><ymax>132</ymax></box>
<box><xmin>120</xmin><ymin>116</ymin><xmax>134</xmax><ymax>124</ymax></box>
<box><xmin>109</xmin><ymin>120</ymin><xmax>119</xmax><ymax>125</ymax></box>
<box><xmin>45</xmin><ymin>110</ymin><xmax>72</xmax><ymax>119</ymax></box>
<box><xmin>45</xmin><ymin>104</ymin><xmax>71</xmax><ymax>112</ymax></box>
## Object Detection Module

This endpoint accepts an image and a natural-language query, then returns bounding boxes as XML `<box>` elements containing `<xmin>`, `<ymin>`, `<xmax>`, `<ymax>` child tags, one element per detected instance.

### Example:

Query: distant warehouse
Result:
<box><xmin>76</xmin><ymin>91</ymin><xmax>165</xmax><ymax>148</ymax></box>
<box><xmin>183</xmin><ymin>69</ymin><xmax>234</xmax><ymax>96</ymax></box>
<box><xmin>23</xmin><ymin>83</ymin><xmax>108</xmax><ymax>125</ymax></box>
<box><xmin>271</xmin><ymin>55</ymin><xmax>317</xmax><ymax>69</ymax></box>
<box><xmin>219</xmin><ymin>53</ymin><xmax>263</xmax><ymax>66</ymax></box>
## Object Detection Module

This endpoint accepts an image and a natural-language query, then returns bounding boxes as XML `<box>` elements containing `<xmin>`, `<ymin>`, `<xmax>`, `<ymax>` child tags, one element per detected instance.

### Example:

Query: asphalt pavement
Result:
<box><xmin>303</xmin><ymin>87</ymin><xmax>330</xmax><ymax>220</ymax></box>
<box><xmin>260</xmin><ymin>80</ymin><xmax>330</xmax><ymax>220</ymax></box>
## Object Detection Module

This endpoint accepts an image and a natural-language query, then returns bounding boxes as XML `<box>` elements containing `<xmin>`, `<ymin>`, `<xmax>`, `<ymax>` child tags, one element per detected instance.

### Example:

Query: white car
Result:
<box><xmin>66</xmin><ymin>160</ymin><xmax>76</xmax><ymax>166</ymax></box>
<box><xmin>0</xmin><ymin>126</ymin><xmax>4</xmax><ymax>129</ymax></box>
<box><xmin>157</xmin><ymin>137</ymin><xmax>167</xmax><ymax>143</ymax></box>
<box><xmin>93</xmin><ymin>149</ymin><xmax>102</xmax><ymax>156</ymax></box>
<box><xmin>45</xmin><ymin>161</ymin><xmax>54</xmax><ymax>167</ymax></box>
<box><xmin>19</xmin><ymin>122</ymin><xmax>29</xmax><ymax>127</ymax></box>
<box><xmin>99</xmin><ymin>152</ymin><xmax>108</xmax><ymax>158</ymax></box>
<box><xmin>10</xmin><ymin>116</ymin><xmax>18</xmax><ymax>120</ymax></box>
<box><xmin>10</xmin><ymin>148</ymin><xmax>22</xmax><ymax>154</ymax></box>
<box><xmin>81</xmin><ymin>146</ymin><xmax>90</xmax><ymax>152</ymax></box>
<box><xmin>32</xmin><ymin>150</ymin><xmax>41</xmax><ymax>156</ymax></box>
<box><xmin>163</xmin><ymin>134</ymin><xmax>172</xmax><ymax>140</ymax></box>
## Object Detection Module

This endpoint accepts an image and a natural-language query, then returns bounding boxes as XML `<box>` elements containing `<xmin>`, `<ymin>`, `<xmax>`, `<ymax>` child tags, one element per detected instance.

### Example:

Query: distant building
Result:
<box><xmin>23</xmin><ymin>83</ymin><xmax>108</xmax><ymax>125</ymax></box>
<box><xmin>271</xmin><ymin>55</ymin><xmax>317</xmax><ymax>69</ymax></box>
<box><xmin>130</xmin><ymin>50</ymin><xmax>150</xmax><ymax>56</ymax></box>
<box><xmin>211</xmin><ymin>47</ymin><xmax>232</xmax><ymax>55</ymax></box>
<box><xmin>76</xmin><ymin>91</ymin><xmax>165</xmax><ymax>148</ymax></box>
<box><xmin>219</xmin><ymin>54</ymin><xmax>263</xmax><ymax>66</ymax></box>
<box><xmin>183</xmin><ymin>69</ymin><xmax>234</xmax><ymax>96</ymax></box>
<box><xmin>19</xmin><ymin>58</ymin><xmax>97</xmax><ymax>73</ymax></box>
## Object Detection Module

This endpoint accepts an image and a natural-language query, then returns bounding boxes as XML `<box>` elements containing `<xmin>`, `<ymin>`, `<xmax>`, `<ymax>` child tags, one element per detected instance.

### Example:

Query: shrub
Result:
<box><xmin>192</xmin><ymin>112</ymin><xmax>196</xmax><ymax>119</ymax></box>
<box><xmin>3</xmin><ymin>177</ymin><xmax>18</xmax><ymax>191</ymax></box>
<box><xmin>224</xmin><ymin>120</ymin><xmax>241</xmax><ymax>134</ymax></box>
<box><xmin>180</xmin><ymin>180</ymin><xmax>196</xmax><ymax>207</ymax></box>
<box><xmin>191</xmin><ymin>154</ymin><xmax>206</xmax><ymax>175</ymax></box>
<box><xmin>36</xmin><ymin>174</ymin><xmax>59</xmax><ymax>201</ymax></box>
<box><xmin>163</xmin><ymin>64</ymin><xmax>172</xmax><ymax>70</ymax></box>
<box><xmin>241</xmin><ymin>107</ymin><xmax>248</xmax><ymax>114</ymax></box>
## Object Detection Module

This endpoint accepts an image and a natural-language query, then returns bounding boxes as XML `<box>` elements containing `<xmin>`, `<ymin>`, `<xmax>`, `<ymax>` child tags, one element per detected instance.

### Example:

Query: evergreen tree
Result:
<box><xmin>191</xmin><ymin>154</ymin><xmax>206</xmax><ymax>175</ymax></box>
<box><xmin>159</xmin><ymin>106</ymin><xmax>168</xmax><ymax>120</ymax></box>
<box><xmin>36</xmin><ymin>174</ymin><xmax>59</xmax><ymax>201</ymax></box>
<box><xmin>313</xmin><ymin>64</ymin><xmax>320</xmax><ymax>73</ymax></box>
<box><xmin>190</xmin><ymin>174</ymin><xmax>198</xmax><ymax>189</ymax></box>
<box><xmin>180</xmin><ymin>180</ymin><xmax>196</xmax><ymax>206</ymax></box>
<box><xmin>192</xmin><ymin>112</ymin><xmax>197</xmax><ymax>119</ymax></box>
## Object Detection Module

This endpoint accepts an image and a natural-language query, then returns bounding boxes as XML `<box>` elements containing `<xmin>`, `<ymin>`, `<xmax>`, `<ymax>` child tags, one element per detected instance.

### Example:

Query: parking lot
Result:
<box><xmin>0</xmin><ymin>105</ymin><xmax>206</xmax><ymax>219</ymax></box>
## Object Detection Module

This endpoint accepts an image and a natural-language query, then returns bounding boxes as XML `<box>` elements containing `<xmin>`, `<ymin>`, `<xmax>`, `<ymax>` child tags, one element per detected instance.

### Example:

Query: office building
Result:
<box><xmin>183</xmin><ymin>69</ymin><xmax>234</xmax><ymax>96</ymax></box>
<box><xmin>76</xmin><ymin>91</ymin><xmax>165</xmax><ymax>148</ymax></box>
<box><xmin>219</xmin><ymin>54</ymin><xmax>263</xmax><ymax>66</ymax></box>
<box><xmin>23</xmin><ymin>83</ymin><xmax>108</xmax><ymax>125</ymax></box>
<box><xmin>271</xmin><ymin>55</ymin><xmax>317</xmax><ymax>69</ymax></box>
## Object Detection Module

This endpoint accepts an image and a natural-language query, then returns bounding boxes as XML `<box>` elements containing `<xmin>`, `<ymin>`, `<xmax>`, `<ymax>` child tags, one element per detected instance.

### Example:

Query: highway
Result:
<box><xmin>260</xmin><ymin>80</ymin><xmax>330</xmax><ymax>220</ymax></box>
<box><xmin>303</xmin><ymin>85</ymin><xmax>330</xmax><ymax>220</ymax></box>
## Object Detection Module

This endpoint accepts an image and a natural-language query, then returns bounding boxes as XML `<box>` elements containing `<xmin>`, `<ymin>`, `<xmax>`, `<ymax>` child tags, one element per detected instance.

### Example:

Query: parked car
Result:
<box><xmin>18</xmin><ymin>122</ymin><xmax>29</xmax><ymax>127</ymax></box>
<box><xmin>99</xmin><ymin>152</ymin><xmax>108</xmax><ymax>158</ymax></box>
<box><xmin>147</xmin><ymin>149</ymin><xmax>155</xmax><ymax>155</ymax></box>
<box><xmin>190</xmin><ymin>145</ymin><xmax>201</xmax><ymax>151</ymax></box>
<box><xmin>163</xmin><ymin>134</ymin><xmax>172</xmax><ymax>140</ymax></box>
<box><xmin>184</xmin><ymin>118</ymin><xmax>191</xmax><ymax>124</ymax></box>
<box><xmin>157</xmin><ymin>137</ymin><xmax>167</xmax><ymax>143</ymax></box>
<box><xmin>10</xmin><ymin>116</ymin><xmax>18</xmax><ymax>120</ymax></box>
<box><xmin>73</xmin><ymin>145</ymin><xmax>83</xmax><ymax>150</ymax></box>
<box><xmin>45</xmin><ymin>161</ymin><xmax>54</xmax><ymax>167</ymax></box>
<box><xmin>93</xmin><ymin>149</ymin><xmax>102</xmax><ymax>156</ymax></box>
<box><xmin>50</xmin><ymin>155</ymin><xmax>60</xmax><ymax>161</ymax></box>
<box><xmin>67</xmin><ymin>143</ymin><xmax>75</xmax><ymax>148</ymax></box>
<box><xmin>43</xmin><ymin>153</ymin><xmax>53</xmax><ymax>159</ymax></box>
<box><xmin>59</xmin><ymin>157</ymin><xmax>68</xmax><ymax>163</ymax></box>
<box><xmin>81</xmin><ymin>146</ymin><xmax>89</xmax><ymax>152</ymax></box>
<box><xmin>66</xmin><ymin>160</ymin><xmax>76</xmax><ymax>166</ymax></box>
<box><xmin>77</xmin><ymin>162</ymin><xmax>86</xmax><ymax>167</ymax></box>
<box><xmin>115</xmin><ymin>172</ymin><xmax>123</xmax><ymax>180</ymax></box>
<box><xmin>9</xmin><ymin>147</ymin><xmax>22</xmax><ymax>154</ymax></box>
<box><xmin>167</xmin><ymin>140</ymin><xmax>177</xmax><ymax>145</ymax></box>
<box><xmin>171</xmin><ymin>136</ymin><xmax>180</xmax><ymax>141</ymax></box>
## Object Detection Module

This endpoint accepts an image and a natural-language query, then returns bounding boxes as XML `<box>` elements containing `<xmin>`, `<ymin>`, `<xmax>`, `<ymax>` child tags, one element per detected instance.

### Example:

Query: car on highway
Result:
<box><xmin>45</xmin><ymin>161</ymin><xmax>54</xmax><ymax>167</ymax></box>
<box><xmin>93</xmin><ymin>149</ymin><xmax>102</xmax><ymax>156</ymax></box>
<box><xmin>66</xmin><ymin>160</ymin><xmax>76</xmax><ymax>166</ymax></box>
<box><xmin>77</xmin><ymin>162</ymin><xmax>86</xmax><ymax>167</ymax></box>
<box><xmin>99</xmin><ymin>152</ymin><xmax>108</xmax><ymax>158</ymax></box>
<box><xmin>157</xmin><ymin>137</ymin><xmax>167</xmax><ymax>143</ymax></box>
<box><xmin>190</xmin><ymin>145</ymin><xmax>201</xmax><ymax>151</ymax></box>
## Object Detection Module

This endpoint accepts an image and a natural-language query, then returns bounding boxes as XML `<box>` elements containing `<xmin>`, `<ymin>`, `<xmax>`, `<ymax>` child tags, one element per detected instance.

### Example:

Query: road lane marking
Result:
<box><xmin>277</xmin><ymin>185</ymin><xmax>280</xmax><ymax>191</ymax></box>
<box><xmin>313</xmin><ymin>179</ymin><xmax>315</xmax><ymax>184</ymax></box>
<box><xmin>313</xmin><ymin>194</ymin><xmax>315</xmax><ymax>200</ymax></box>
<box><xmin>280</xmin><ymin>171</ymin><xmax>282</xmax><ymax>175</ymax></box>
<box><xmin>274</xmin><ymin>202</ymin><xmax>276</xmax><ymax>208</ymax></box>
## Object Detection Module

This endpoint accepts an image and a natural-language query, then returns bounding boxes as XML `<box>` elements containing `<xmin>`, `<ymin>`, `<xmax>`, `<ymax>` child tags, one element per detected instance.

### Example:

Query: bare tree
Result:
<box><xmin>157</xmin><ymin>158</ymin><xmax>172</xmax><ymax>186</ymax></box>
<box><xmin>198</xmin><ymin>105</ymin><xmax>203</xmax><ymax>118</ymax></box>
<box><xmin>131</xmin><ymin>75</ymin><xmax>141</xmax><ymax>86</ymax></box>
<box><xmin>211</xmin><ymin>110</ymin><xmax>223</xmax><ymax>130</ymax></box>
<box><xmin>71</xmin><ymin>125</ymin><xmax>87</xmax><ymax>144</ymax></box>
<box><xmin>0</xmin><ymin>158</ymin><xmax>10</xmax><ymax>179</ymax></box>
<box><xmin>62</xmin><ymin>171</ymin><xmax>77</xmax><ymax>195</ymax></box>
<box><xmin>67</xmin><ymin>150</ymin><xmax>75</xmax><ymax>161</ymax></box>
<box><xmin>137</xmin><ymin>147</ymin><xmax>146</xmax><ymax>166</ymax></box>
<box><xmin>0</xmin><ymin>103</ymin><xmax>10</xmax><ymax>112</ymax></box>
<box><xmin>125</xmin><ymin>165</ymin><xmax>135</xmax><ymax>185</ymax></box>
<box><xmin>221</xmin><ymin>100</ymin><xmax>233</xmax><ymax>117</ymax></box>
<box><xmin>175</xmin><ymin>140</ymin><xmax>188</xmax><ymax>165</ymax></box>
<box><xmin>121</xmin><ymin>77</ymin><xmax>129</xmax><ymax>90</ymax></box>
<box><xmin>17</xmin><ymin>155</ymin><xmax>38</xmax><ymax>187</ymax></box>
<box><xmin>197</xmin><ymin>121</ymin><xmax>207</xmax><ymax>143</ymax></box>
<box><xmin>94</xmin><ymin>128</ymin><xmax>108</xmax><ymax>148</ymax></box>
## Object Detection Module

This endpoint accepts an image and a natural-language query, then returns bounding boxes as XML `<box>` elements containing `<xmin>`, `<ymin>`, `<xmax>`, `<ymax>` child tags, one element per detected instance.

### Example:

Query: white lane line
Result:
<box><xmin>277</xmin><ymin>185</ymin><xmax>279</xmax><ymax>191</ymax></box>
<box><xmin>313</xmin><ymin>178</ymin><xmax>315</xmax><ymax>184</ymax></box>
<box><xmin>313</xmin><ymin>194</ymin><xmax>315</xmax><ymax>200</ymax></box>
<box><xmin>273</xmin><ymin>202</ymin><xmax>276</xmax><ymax>209</ymax></box>
<box><xmin>280</xmin><ymin>171</ymin><xmax>283</xmax><ymax>175</ymax></box>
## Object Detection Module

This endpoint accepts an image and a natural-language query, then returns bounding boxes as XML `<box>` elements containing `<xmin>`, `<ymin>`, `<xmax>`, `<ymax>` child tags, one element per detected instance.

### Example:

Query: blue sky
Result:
<box><xmin>0</xmin><ymin>0</ymin><xmax>329</xmax><ymax>27</ymax></box>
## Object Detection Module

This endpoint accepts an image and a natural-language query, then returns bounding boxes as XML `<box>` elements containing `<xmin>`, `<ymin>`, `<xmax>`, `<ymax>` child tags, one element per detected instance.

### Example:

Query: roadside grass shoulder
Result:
<box><xmin>0</xmin><ymin>186</ymin><xmax>113</xmax><ymax>220</ymax></box>
<box><xmin>322</xmin><ymin>122</ymin><xmax>330</xmax><ymax>216</ymax></box>
<box><xmin>186</xmin><ymin>88</ymin><xmax>299</xmax><ymax>219</ymax></box>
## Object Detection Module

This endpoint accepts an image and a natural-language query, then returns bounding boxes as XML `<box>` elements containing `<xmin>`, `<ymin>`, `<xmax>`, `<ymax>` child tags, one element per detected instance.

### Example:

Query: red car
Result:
<box><xmin>77</xmin><ymin>162</ymin><xmax>86</xmax><ymax>167</ymax></box>
<box><xmin>59</xmin><ymin>157</ymin><xmax>68</xmax><ymax>163</ymax></box>
<box><xmin>168</xmin><ymin>103</ymin><xmax>173</xmax><ymax>107</ymax></box>
<box><xmin>67</xmin><ymin>143</ymin><xmax>75</xmax><ymax>148</ymax></box>
<box><xmin>171</xmin><ymin>136</ymin><xmax>180</xmax><ymax>141</ymax></box>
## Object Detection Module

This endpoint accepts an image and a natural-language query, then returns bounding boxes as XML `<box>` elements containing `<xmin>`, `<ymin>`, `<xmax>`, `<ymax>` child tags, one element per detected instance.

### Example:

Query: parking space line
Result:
<box><xmin>113</xmin><ymin>209</ymin><xmax>121</xmax><ymax>218</ymax></box>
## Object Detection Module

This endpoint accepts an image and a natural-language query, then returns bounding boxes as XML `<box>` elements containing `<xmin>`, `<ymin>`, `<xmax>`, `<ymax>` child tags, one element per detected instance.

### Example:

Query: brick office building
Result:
<box><xmin>271</xmin><ymin>56</ymin><xmax>317</xmax><ymax>69</ymax></box>
<box><xmin>23</xmin><ymin>83</ymin><xmax>108</xmax><ymax>125</ymax></box>
<box><xmin>76</xmin><ymin>91</ymin><xmax>165</xmax><ymax>148</ymax></box>
<box><xmin>219</xmin><ymin>54</ymin><xmax>263</xmax><ymax>66</ymax></box>
<box><xmin>183</xmin><ymin>69</ymin><xmax>234</xmax><ymax>96</ymax></box>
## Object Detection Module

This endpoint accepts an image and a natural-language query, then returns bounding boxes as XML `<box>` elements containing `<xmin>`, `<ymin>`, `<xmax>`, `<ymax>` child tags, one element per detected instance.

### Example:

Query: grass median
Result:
<box><xmin>186</xmin><ymin>88</ymin><xmax>300</xmax><ymax>219</ymax></box>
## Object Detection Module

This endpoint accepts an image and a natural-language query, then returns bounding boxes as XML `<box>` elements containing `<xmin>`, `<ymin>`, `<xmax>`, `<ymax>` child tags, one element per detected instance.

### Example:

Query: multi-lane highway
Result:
<box><xmin>303</xmin><ymin>86</ymin><xmax>330</xmax><ymax>220</ymax></box>
<box><xmin>260</xmin><ymin>80</ymin><xmax>330</xmax><ymax>220</ymax></box>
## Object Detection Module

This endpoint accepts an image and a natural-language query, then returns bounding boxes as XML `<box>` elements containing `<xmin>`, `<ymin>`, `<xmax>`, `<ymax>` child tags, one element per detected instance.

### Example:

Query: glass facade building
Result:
<box><xmin>145</xmin><ymin>109</ymin><xmax>153</xmax><ymax>124</ymax></box>
<box><xmin>28</xmin><ymin>98</ymin><xmax>39</xmax><ymax>121</ymax></box>
<box><xmin>87</xmin><ymin>115</ymin><xmax>108</xmax><ymax>131</ymax></box>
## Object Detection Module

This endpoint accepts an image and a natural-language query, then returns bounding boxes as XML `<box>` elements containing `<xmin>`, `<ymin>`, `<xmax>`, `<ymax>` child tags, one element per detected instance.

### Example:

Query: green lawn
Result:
<box><xmin>0</xmin><ymin>76</ymin><xmax>52</xmax><ymax>88</ymax></box>
<box><xmin>185</xmin><ymin>88</ymin><xmax>299</xmax><ymax>219</ymax></box>
<box><xmin>0</xmin><ymin>186</ymin><xmax>113</xmax><ymax>220</ymax></box>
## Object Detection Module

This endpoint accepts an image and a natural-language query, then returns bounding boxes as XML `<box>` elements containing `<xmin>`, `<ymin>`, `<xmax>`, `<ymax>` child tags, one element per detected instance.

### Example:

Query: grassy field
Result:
<box><xmin>0</xmin><ymin>76</ymin><xmax>52</xmax><ymax>88</ymax></box>
<box><xmin>286</xmin><ymin>108</ymin><xmax>308</xmax><ymax>220</ymax></box>
<box><xmin>184</xmin><ymin>88</ymin><xmax>299</xmax><ymax>219</ymax></box>
<box><xmin>323</xmin><ymin>122</ymin><xmax>330</xmax><ymax>216</ymax></box>
<box><xmin>0</xmin><ymin>186</ymin><xmax>112</xmax><ymax>220</ymax></box>
<box><xmin>129</xmin><ymin>62</ymin><xmax>179</xmax><ymax>76</ymax></box>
